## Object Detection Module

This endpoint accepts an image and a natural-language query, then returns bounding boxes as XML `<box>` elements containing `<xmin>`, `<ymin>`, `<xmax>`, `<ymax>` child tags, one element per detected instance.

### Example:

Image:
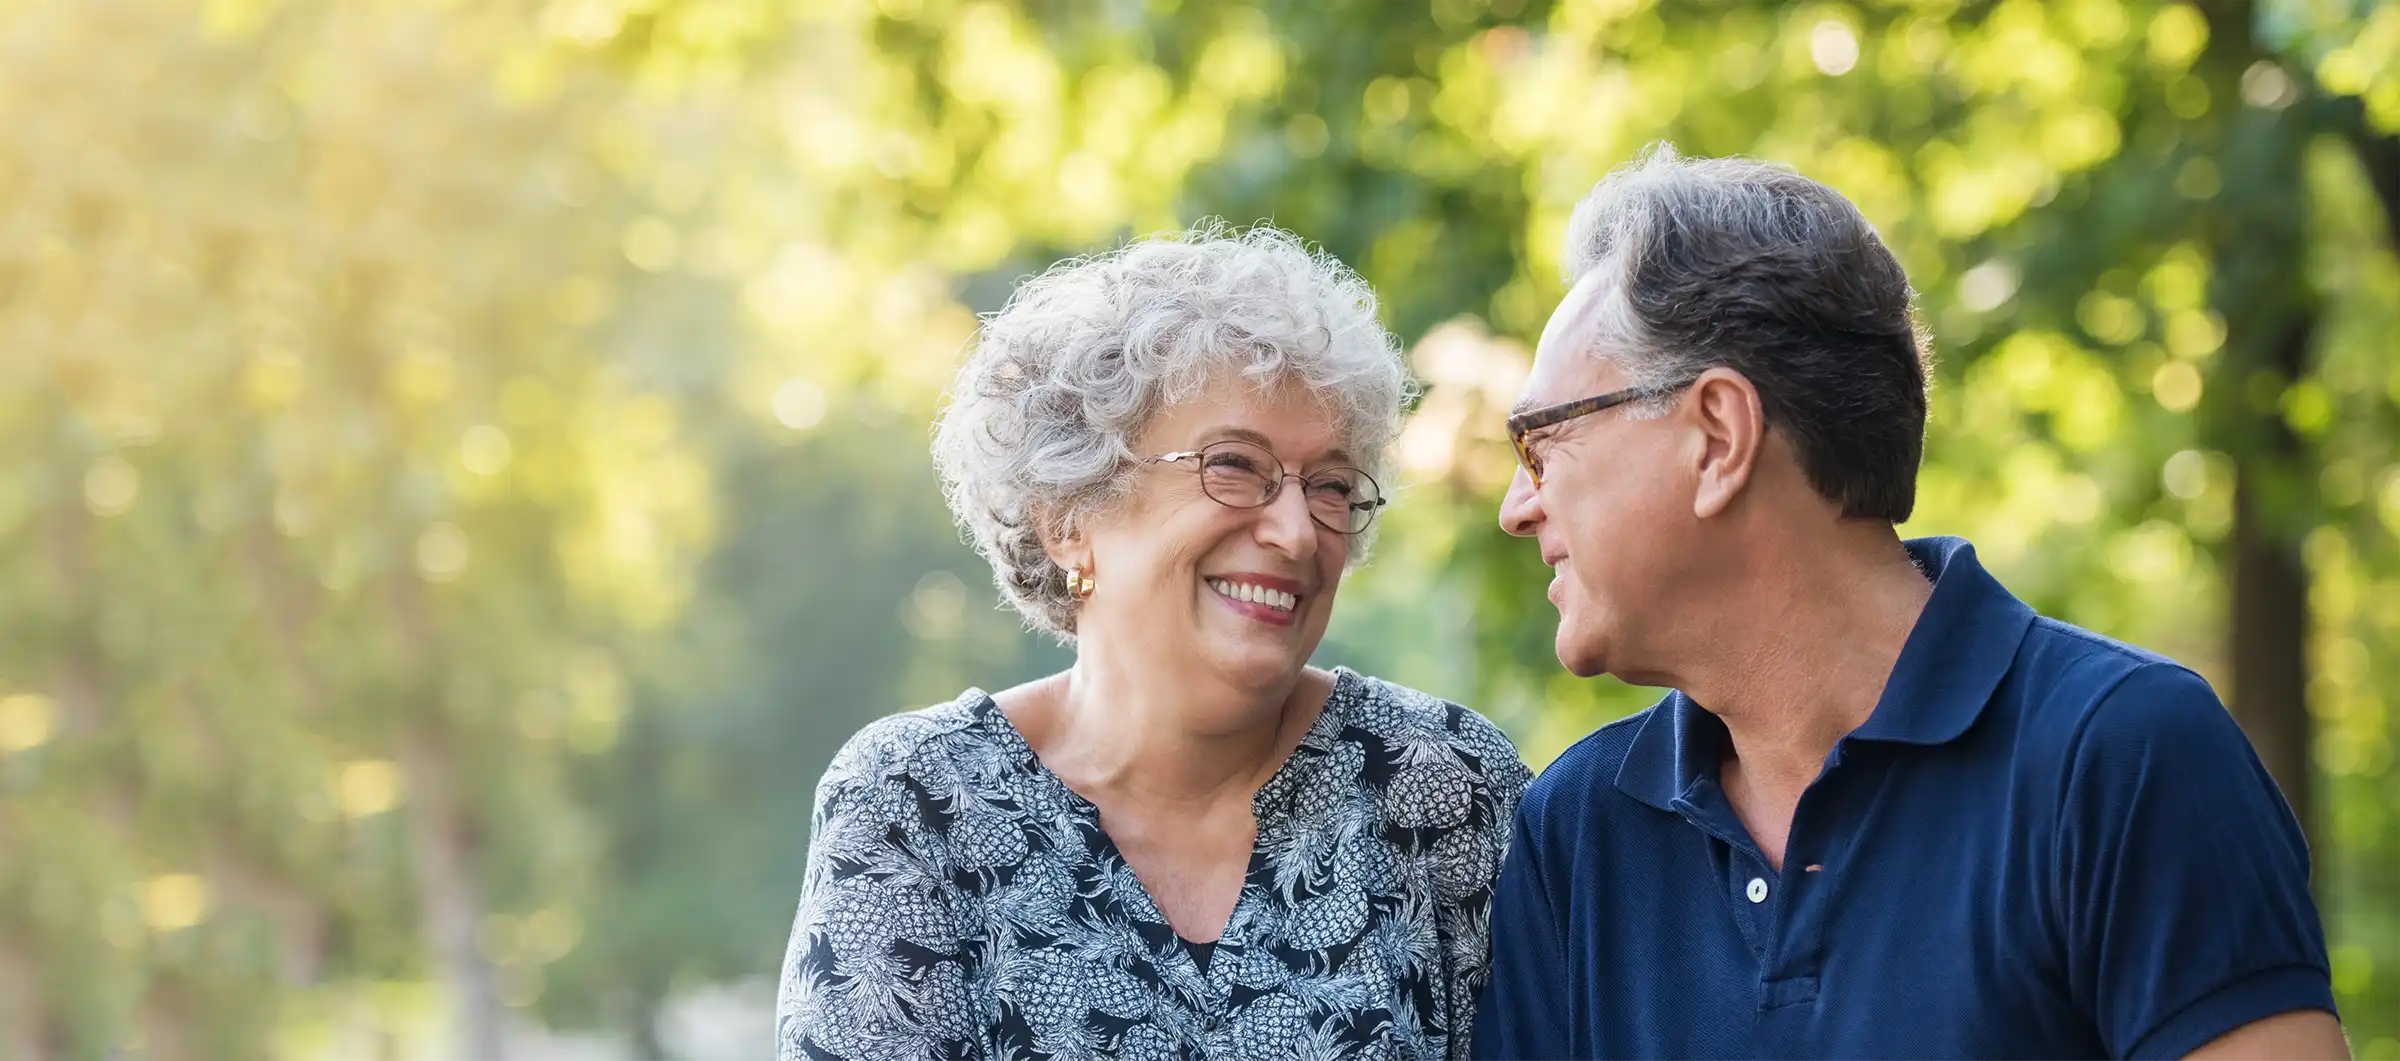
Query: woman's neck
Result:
<box><xmin>1002</xmin><ymin>645</ymin><xmax>1322</xmax><ymax>811</ymax></box>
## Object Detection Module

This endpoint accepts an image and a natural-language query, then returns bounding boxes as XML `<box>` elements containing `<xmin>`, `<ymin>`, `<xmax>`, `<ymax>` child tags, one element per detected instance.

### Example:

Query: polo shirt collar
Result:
<box><xmin>1614</xmin><ymin>691</ymin><xmax>1717</xmax><ymax>814</ymax></box>
<box><xmin>1615</xmin><ymin>536</ymin><xmax>2038</xmax><ymax>812</ymax></box>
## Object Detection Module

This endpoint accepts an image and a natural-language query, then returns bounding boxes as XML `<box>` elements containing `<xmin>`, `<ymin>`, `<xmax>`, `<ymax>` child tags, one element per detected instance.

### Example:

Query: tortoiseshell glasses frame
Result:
<box><xmin>1504</xmin><ymin>378</ymin><xmax>1699</xmax><ymax>487</ymax></box>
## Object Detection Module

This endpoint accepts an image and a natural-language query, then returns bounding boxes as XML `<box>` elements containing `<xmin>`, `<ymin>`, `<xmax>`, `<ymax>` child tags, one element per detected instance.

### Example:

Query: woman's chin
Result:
<box><xmin>1197</xmin><ymin>634</ymin><xmax>1316</xmax><ymax>689</ymax></box>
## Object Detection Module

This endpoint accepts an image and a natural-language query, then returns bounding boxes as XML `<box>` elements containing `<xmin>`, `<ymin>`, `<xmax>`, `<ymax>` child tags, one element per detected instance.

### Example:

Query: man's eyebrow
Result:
<box><xmin>1509</xmin><ymin>396</ymin><xmax>1553</xmax><ymax>419</ymax></box>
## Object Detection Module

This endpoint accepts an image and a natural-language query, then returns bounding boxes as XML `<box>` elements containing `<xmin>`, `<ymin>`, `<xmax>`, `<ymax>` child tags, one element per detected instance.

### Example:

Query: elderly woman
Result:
<box><xmin>775</xmin><ymin>226</ymin><xmax>1529</xmax><ymax>1061</ymax></box>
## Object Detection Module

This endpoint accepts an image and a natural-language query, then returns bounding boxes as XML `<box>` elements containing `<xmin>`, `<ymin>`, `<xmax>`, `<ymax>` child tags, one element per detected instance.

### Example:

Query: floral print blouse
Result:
<box><xmin>776</xmin><ymin>667</ymin><xmax>1530</xmax><ymax>1061</ymax></box>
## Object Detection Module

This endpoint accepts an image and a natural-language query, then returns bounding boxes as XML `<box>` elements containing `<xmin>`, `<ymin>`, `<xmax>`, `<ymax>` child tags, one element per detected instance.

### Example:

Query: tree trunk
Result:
<box><xmin>2199</xmin><ymin>0</ymin><xmax>2320</xmax><ymax>869</ymax></box>
<box><xmin>2230</xmin><ymin>466</ymin><xmax>2314</xmax><ymax>854</ymax></box>
<box><xmin>387</xmin><ymin>559</ymin><xmax>508</xmax><ymax>1059</ymax></box>
<box><xmin>0</xmin><ymin>944</ymin><xmax>45</xmax><ymax>1061</ymax></box>
<box><xmin>405</xmin><ymin>737</ymin><xmax>509</xmax><ymax>1061</ymax></box>
<box><xmin>629</xmin><ymin>986</ymin><xmax>671</xmax><ymax>1061</ymax></box>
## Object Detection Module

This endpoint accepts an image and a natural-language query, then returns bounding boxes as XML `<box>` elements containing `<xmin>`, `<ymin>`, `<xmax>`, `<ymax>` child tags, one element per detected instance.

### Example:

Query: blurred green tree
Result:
<box><xmin>0</xmin><ymin>1</ymin><xmax>718</xmax><ymax>1055</ymax></box>
<box><xmin>5</xmin><ymin>0</ymin><xmax>2399</xmax><ymax>1056</ymax></box>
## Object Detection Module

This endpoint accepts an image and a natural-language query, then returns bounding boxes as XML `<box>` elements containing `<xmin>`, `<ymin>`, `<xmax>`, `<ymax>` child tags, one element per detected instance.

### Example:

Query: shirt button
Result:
<box><xmin>1746</xmin><ymin>877</ymin><xmax>1769</xmax><ymax>903</ymax></box>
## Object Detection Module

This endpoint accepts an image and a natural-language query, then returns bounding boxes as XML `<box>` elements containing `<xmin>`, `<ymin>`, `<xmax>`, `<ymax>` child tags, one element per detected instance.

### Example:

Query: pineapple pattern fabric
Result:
<box><xmin>777</xmin><ymin>667</ymin><xmax>1531</xmax><ymax>1061</ymax></box>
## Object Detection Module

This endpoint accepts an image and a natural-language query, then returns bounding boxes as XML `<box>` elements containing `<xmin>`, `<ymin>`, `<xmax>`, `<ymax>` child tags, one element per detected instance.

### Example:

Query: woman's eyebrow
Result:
<box><xmin>1194</xmin><ymin>425</ymin><xmax>1353</xmax><ymax>466</ymax></box>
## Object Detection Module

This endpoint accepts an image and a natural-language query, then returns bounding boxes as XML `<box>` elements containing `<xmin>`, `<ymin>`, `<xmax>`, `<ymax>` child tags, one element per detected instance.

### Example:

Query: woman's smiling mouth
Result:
<box><xmin>1206</xmin><ymin>575</ymin><xmax>1304</xmax><ymax>625</ymax></box>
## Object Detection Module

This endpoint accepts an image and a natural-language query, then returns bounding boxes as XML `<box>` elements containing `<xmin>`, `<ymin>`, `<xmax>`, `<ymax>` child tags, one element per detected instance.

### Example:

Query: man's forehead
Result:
<box><xmin>1534</xmin><ymin>272</ymin><xmax>1614</xmax><ymax>361</ymax></box>
<box><xmin>1518</xmin><ymin>276</ymin><xmax>1626</xmax><ymax>406</ymax></box>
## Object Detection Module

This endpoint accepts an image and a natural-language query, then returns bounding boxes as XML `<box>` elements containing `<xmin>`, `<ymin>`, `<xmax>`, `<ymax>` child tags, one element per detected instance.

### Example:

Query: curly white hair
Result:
<box><xmin>932</xmin><ymin>223</ymin><xmax>1413</xmax><ymax>639</ymax></box>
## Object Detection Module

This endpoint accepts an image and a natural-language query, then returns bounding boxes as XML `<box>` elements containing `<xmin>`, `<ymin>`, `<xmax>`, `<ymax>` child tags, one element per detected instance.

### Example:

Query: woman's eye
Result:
<box><xmin>1205</xmin><ymin>454</ymin><xmax>1264</xmax><ymax>473</ymax></box>
<box><xmin>1308</xmin><ymin>478</ymin><xmax>1356</xmax><ymax>498</ymax></box>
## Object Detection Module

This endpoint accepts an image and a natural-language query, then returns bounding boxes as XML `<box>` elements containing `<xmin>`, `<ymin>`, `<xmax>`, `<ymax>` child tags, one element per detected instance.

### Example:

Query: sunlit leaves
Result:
<box><xmin>2310</xmin><ymin>1</ymin><xmax>2400</xmax><ymax>133</ymax></box>
<box><xmin>2146</xmin><ymin>3</ymin><xmax>2209</xmax><ymax>72</ymax></box>
<box><xmin>10</xmin><ymin>0</ymin><xmax>2400</xmax><ymax>1050</ymax></box>
<box><xmin>0</xmin><ymin>0</ymin><xmax>726</xmax><ymax>1050</ymax></box>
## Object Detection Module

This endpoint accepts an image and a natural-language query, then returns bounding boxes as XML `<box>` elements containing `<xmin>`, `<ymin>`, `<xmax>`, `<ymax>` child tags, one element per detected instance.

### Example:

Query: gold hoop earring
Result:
<box><xmin>1067</xmin><ymin>566</ymin><xmax>1095</xmax><ymax>601</ymax></box>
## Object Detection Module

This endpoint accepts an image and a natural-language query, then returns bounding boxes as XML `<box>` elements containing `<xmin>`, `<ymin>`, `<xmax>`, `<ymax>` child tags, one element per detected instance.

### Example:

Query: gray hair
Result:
<box><xmin>933</xmin><ymin>223</ymin><xmax>1412</xmax><ymax>638</ymax></box>
<box><xmin>1563</xmin><ymin>143</ymin><xmax>1931</xmax><ymax>523</ymax></box>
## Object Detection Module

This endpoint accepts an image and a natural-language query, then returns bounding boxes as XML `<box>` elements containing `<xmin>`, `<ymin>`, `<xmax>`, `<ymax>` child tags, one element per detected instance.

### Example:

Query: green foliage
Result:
<box><xmin>2</xmin><ymin>0</ymin><xmax>2396</xmax><ymax>1056</ymax></box>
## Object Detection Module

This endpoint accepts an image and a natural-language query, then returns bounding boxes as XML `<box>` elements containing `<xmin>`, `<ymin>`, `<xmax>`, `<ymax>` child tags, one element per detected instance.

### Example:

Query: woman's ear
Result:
<box><xmin>1037</xmin><ymin>514</ymin><xmax>1090</xmax><ymax>579</ymax></box>
<box><xmin>1687</xmin><ymin>367</ymin><xmax>1765</xmax><ymax>520</ymax></box>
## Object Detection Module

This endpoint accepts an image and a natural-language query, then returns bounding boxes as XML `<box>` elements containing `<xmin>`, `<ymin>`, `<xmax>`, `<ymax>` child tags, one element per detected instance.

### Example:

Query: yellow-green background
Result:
<box><xmin>4</xmin><ymin>0</ymin><xmax>2398</xmax><ymax>1057</ymax></box>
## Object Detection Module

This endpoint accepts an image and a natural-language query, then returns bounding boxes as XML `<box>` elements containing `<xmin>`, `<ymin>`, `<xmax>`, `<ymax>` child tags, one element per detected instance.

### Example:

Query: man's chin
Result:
<box><xmin>1553</xmin><ymin>626</ymin><xmax>1610</xmax><ymax>679</ymax></box>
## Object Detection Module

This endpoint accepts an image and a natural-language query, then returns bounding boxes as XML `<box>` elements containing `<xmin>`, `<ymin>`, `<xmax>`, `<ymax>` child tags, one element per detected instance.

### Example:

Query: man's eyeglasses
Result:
<box><xmin>1151</xmin><ymin>439</ymin><xmax>1388</xmax><ymax>535</ymax></box>
<box><xmin>1506</xmin><ymin>378</ymin><xmax>1698</xmax><ymax>487</ymax></box>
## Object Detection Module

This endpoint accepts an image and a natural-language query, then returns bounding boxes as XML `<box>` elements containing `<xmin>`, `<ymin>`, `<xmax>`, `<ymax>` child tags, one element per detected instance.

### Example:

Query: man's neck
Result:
<box><xmin>1678</xmin><ymin>528</ymin><xmax>1933</xmax><ymax>798</ymax></box>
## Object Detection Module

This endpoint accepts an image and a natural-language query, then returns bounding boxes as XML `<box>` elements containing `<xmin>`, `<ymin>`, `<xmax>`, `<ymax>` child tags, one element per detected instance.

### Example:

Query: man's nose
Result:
<box><xmin>1498</xmin><ymin>465</ymin><xmax>1543</xmax><ymax>538</ymax></box>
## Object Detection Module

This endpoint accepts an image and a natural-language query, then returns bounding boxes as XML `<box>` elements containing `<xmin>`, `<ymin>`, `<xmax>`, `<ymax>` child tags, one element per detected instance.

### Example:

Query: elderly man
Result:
<box><xmin>1471</xmin><ymin>145</ymin><xmax>2348</xmax><ymax>1060</ymax></box>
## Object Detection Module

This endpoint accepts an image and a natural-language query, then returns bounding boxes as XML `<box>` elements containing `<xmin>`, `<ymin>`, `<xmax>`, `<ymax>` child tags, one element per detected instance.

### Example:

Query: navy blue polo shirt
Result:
<box><xmin>1473</xmin><ymin>537</ymin><xmax>2335</xmax><ymax>1060</ymax></box>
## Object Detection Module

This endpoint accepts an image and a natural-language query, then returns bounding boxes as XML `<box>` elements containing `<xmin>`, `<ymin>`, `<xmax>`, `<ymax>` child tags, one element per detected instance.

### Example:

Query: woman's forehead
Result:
<box><xmin>1142</xmin><ymin>378</ymin><xmax>1351</xmax><ymax>459</ymax></box>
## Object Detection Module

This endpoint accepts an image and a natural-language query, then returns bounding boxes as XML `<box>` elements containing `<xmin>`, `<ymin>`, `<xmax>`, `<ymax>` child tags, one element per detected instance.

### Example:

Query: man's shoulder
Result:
<box><xmin>2007</xmin><ymin>615</ymin><xmax>2221</xmax><ymax>733</ymax></box>
<box><xmin>1519</xmin><ymin>695</ymin><xmax>1670</xmax><ymax>822</ymax></box>
<box><xmin>1984</xmin><ymin>616</ymin><xmax>2264</xmax><ymax>806</ymax></box>
<box><xmin>2019</xmin><ymin>613</ymin><xmax>2180</xmax><ymax>683</ymax></box>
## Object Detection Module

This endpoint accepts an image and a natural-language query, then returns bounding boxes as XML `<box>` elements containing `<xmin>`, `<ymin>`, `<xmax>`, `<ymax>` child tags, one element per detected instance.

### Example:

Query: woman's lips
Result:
<box><xmin>1205</xmin><ymin>574</ymin><xmax>1303</xmax><ymax>627</ymax></box>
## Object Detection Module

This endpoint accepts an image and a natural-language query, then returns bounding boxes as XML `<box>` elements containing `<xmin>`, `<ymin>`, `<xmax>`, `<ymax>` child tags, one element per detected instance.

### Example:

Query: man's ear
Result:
<box><xmin>1687</xmin><ymin>367</ymin><xmax>1766</xmax><ymax>520</ymax></box>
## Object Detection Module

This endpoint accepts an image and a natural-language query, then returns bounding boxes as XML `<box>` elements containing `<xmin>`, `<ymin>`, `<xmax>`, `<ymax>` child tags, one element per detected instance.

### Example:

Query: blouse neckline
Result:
<box><xmin>957</xmin><ymin>665</ymin><xmax>1363</xmax><ymax>827</ymax></box>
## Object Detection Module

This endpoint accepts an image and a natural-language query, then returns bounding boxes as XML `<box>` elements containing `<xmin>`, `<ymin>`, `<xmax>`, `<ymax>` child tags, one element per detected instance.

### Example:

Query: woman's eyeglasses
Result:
<box><xmin>1150</xmin><ymin>439</ymin><xmax>1387</xmax><ymax>535</ymax></box>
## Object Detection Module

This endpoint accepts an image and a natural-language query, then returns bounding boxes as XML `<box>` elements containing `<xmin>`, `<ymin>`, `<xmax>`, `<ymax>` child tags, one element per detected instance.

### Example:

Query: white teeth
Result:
<box><xmin>1207</xmin><ymin>579</ymin><xmax>1296</xmax><ymax>612</ymax></box>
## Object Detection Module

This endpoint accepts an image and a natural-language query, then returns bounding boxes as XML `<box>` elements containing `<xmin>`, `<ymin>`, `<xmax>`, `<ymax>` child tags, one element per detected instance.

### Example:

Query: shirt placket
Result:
<box><xmin>1758</xmin><ymin>753</ymin><xmax>1852</xmax><ymax>1017</ymax></box>
<box><xmin>1675</xmin><ymin>771</ymin><xmax>1830</xmax><ymax>1019</ymax></box>
<box><xmin>1673</xmin><ymin>780</ymin><xmax>1778</xmax><ymax>960</ymax></box>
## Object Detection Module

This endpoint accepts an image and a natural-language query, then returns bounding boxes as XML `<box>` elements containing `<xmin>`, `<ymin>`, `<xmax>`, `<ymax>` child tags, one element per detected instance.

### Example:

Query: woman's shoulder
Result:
<box><xmin>1331</xmin><ymin>669</ymin><xmax>1532</xmax><ymax>800</ymax></box>
<box><xmin>1334</xmin><ymin>667</ymin><xmax>1536</xmax><ymax>825</ymax></box>
<box><xmin>1317</xmin><ymin>671</ymin><xmax>1529</xmax><ymax>907</ymax></box>
<box><xmin>817</xmin><ymin>690</ymin><xmax>1007</xmax><ymax>796</ymax></box>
